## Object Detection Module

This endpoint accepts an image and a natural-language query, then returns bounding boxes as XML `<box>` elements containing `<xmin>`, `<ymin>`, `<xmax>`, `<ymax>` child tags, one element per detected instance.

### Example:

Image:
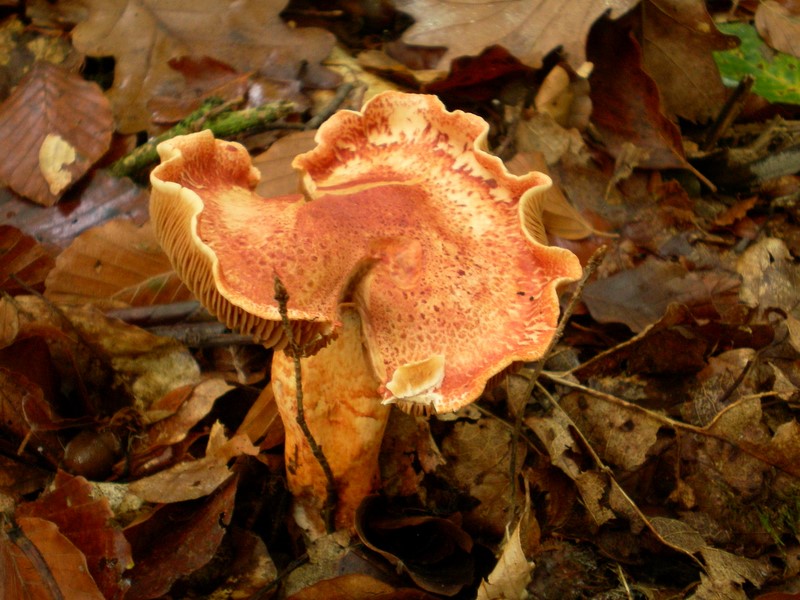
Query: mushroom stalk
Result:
<box><xmin>149</xmin><ymin>91</ymin><xmax>583</xmax><ymax>536</ymax></box>
<box><xmin>271</xmin><ymin>307</ymin><xmax>389</xmax><ymax>535</ymax></box>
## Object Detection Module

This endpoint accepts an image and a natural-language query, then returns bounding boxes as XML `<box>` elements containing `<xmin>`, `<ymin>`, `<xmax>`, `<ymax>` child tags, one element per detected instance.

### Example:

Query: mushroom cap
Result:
<box><xmin>150</xmin><ymin>91</ymin><xmax>582</xmax><ymax>413</ymax></box>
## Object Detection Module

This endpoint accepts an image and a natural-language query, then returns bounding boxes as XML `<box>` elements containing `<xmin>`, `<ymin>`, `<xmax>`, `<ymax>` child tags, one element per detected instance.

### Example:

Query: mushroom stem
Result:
<box><xmin>271</xmin><ymin>307</ymin><xmax>390</xmax><ymax>536</ymax></box>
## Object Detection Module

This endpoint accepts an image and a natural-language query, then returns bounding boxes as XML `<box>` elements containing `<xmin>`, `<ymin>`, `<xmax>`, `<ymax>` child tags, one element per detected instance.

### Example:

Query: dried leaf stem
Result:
<box><xmin>109</xmin><ymin>98</ymin><xmax>295</xmax><ymax>178</ymax></box>
<box><xmin>273</xmin><ymin>275</ymin><xmax>337</xmax><ymax>533</ymax></box>
<box><xmin>508</xmin><ymin>245</ymin><xmax>607</xmax><ymax>517</ymax></box>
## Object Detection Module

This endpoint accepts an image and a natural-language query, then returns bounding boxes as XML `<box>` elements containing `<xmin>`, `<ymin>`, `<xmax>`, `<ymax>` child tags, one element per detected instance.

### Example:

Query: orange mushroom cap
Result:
<box><xmin>150</xmin><ymin>91</ymin><xmax>582</xmax><ymax>413</ymax></box>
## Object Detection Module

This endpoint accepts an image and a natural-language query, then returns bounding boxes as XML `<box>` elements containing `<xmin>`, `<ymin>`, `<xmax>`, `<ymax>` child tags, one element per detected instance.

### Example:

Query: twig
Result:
<box><xmin>249</xmin><ymin>551</ymin><xmax>310</xmax><ymax>600</ymax></box>
<box><xmin>146</xmin><ymin>322</ymin><xmax>256</xmax><ymax>348</ymax></box>
<box><xmin>109</xmin><ymin>98</ymin><xmax>295</xmax><ymax>178</ymax></box>
<box><xmin>508</xmin><ymin>245</ymin><xmax>607</xmax><ymax>519</ymax></box>
<box><xmin>105</xmin><ymin>301</ymin><xmax>207</xmax><ymax>326</ymax></box>
<box><xmin>304</xmin><ymin>82</ymin><xmax>356</xmax><ymax>130</ymax></box>
<box><xmin>702</xmin><ymin>75</ymin><xmax>754</xmax><ymax>151</ymax></box>
<box><xmin>273</xmin><ymin>275</ymin><xmax>337</xmax><ymax>533</ymax></box>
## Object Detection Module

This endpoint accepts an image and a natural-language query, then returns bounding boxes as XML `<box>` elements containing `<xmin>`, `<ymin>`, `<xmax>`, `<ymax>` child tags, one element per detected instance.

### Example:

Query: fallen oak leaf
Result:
<box><xmin>0</xmin><ymin>61</ymin><xmax>112</xmax><ymax>206</ymax></box>
<box><xmin>477</xmin><ymin>515</ymin><xmax>533</xmax><ymax>600</ymax></box>
<box><xmin>396</xmin><ymin>0</ymin><xmax>638</xmax><ymax>70</ymax></box>
<box><xmin>72</xmin><ymin>0</ymin><xmax>335</xmax><ymax>133</ymax></box>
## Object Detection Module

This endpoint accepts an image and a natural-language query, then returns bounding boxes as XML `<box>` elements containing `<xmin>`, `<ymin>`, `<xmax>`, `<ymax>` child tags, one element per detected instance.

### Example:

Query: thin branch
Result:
<box><xmin>304</xmin><ymin>81</ymin><xmax>356</xmax><ymax>130</ymax></box>
<box><xmin>273</xmin><ymin>275</ymin><xmax>337</xmax><ymax>533</ymax></box>
<box><xmin>702</xmin><ymin>75</ymin><xmax>754</xmax><ymax>151</ymax></box>
<box><xmin>508</xmin><ymin>245</ymin><xmax>607</xmax><ymax>519</ymax></box>
<box><xmin>109</xmin><ymin>98</ymin><xmax>295</xmax><ymax>178</ymax></box>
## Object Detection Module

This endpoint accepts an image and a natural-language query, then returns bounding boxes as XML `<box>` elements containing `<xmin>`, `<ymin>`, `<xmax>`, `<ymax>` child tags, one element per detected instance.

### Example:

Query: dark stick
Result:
<box><xmin>508</xmin><ymin>245</ymin><xmax>607</xmax><ymax>519</ymax></box>
<box><xmin>273</xmin><ymin>275</ymin><xmax>338</xmax><ymax>533</ymax></box>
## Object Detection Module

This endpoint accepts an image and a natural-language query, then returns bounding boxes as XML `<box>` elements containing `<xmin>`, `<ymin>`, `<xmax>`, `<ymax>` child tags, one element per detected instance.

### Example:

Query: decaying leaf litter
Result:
<box><xmin>1</xmin><ymin>1</ymin><xmax>800</xmax><ymax>598</ymax></box>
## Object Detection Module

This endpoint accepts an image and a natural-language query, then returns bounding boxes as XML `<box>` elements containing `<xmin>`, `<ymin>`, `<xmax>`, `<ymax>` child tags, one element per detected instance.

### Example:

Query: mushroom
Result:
<box><xmin>149</xmin><ymin>91</ymin><xmax>582</xmax><ymax>535</ymax></box>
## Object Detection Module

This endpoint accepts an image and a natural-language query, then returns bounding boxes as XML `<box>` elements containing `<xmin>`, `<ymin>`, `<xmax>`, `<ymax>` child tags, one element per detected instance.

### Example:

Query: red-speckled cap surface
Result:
<box><xmin>150</xmin><ymin>91</ymin><xmax>582</xmax><ymax>413</ymax></box>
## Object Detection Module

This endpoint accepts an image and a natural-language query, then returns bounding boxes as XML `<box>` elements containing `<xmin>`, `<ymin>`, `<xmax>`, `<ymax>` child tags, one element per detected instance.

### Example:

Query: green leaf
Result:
<box><xmin>713</xmin><ymin>21</ymin><xmax>800</xmax><ymax>105</ymax></box>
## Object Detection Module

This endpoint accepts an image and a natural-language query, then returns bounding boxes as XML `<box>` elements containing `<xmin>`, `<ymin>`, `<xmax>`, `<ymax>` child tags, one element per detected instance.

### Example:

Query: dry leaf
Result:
<box><xmin>0</xmin><ymin>62</ymin><xmax>112</xmax><ymax>206</ymax></box>
<box><xmin>253</xmin><ymin>130</ymin><xmax>318</xmax><ymax>198</ymax></box>
<box><xmin>72</xmin><ymin>0</ymin><xmax>336</xmax><ymax>133</ymax></box>
<box><xmin>588</xmin><ymin>18</ymin><xmax>689</xmax><ymax>170</ymax></box>
<box><xmin>561</xmin><ymin>391</ymin><xmax>661</xmax><ymax>471</ymax></box>
<box><xmin>583</xmin><ymin>257</ymin><xmax>740</xmax><ymax>332</ymax></box>
<box><xmin>477</xmin><ymin>520</ymin><xmax>532</xmax><ymax>600</ymax></box>
<box><xmin>1</xmin><ymin>516</ymin><xmax>105</xmax><ymax>600</ymax></box>
<box><xmin>0</xmin><ymin>171</ymin><xmax>150</xmax><ymax>252</ymax></box>
<box><xmin>0</xmin><ymin>225</ymin><xmax>55</xmax><ymax>294</ymax></box>
<box><xmin>641</xmin><ymin>0</ymin><xmax>738</xmax><ymax>122</ymax></box>
<box><xmin>287</xmin><ymin>574</ymin><xmax>435</xmax><ymax>600</ymax></box>
<box><xmin>439</xmin><ymin>419</ymin><xmax>526</xmax><ymax>537</ymax></box>
<box><xmin>396</xmin><ymin>0</ymin><xmax>638</xmax><ymax>70</ymax></box>
<box><xmin>737</xmin><ymin>237</ymin><xmax>800</xmax><ymax>314</ymax></box>
<box><xmin>756</xmin><ymin>0</ymin><xmax>800</xmax><ymax>59</ymax></box>
<box><xmin>6</xmin><ymin>295</ymin><xmax>201</xmax><ymax>414</ymax></box>
<box><xmin>44</xmin><ymin>218</ymin><xmax>193</xmax><ymax>307</ymax></box>
<box><xmin>124</xmin><ymin>476</ymin><xmax>238</xmax><ymax>600</ymax></box>
<box><xmin>135</xmin><ymin>378</ymin><xmax>233</xmax><ymax>449</ymax></box>
<box><xmin>128</xmin><ymin>421</ymin><xmax>257</xmax><ymax>503</ymax></box>
<box><xmin>16</xmin><ymin>471</ymin><xmax>133</xmax><ymax>599</ymax></box>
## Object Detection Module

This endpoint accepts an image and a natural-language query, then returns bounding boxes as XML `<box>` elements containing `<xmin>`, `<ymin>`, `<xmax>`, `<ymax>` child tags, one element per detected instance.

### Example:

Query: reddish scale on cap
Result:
<box><xmin>150</xmin><ymin>91</ymin><xmax>581</xmax><ymax>413</ymax></box>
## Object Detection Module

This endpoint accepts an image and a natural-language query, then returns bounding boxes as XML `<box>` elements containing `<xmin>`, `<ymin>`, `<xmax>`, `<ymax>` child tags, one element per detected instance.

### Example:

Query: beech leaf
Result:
<box><xmin>71</xmin><ymin>0</ymin><xmax>336</xmax><ymax>133</ymax></box>
<box><xmin>44</xmin><ymin>218</ymin><xmax>193</xmax><ymax>308</ymax></box>
<box><xmin>0</xmin><ymin>225</ymin><xmax>55</xmax><ymax>294</ymax></box>
<box><xmin>1</xmin><ymin>516</ymin><xmax>105</xmax><ymax>600</ymax></box>
<box><xmin>15</xmin><ymin>471</ymin><xmax>133</xmax><ymax>599</ymax></box>
<box><xmin>0</xmin><ymin>62</ymin><xmax>112</xmax><ymax>206</ymax></box>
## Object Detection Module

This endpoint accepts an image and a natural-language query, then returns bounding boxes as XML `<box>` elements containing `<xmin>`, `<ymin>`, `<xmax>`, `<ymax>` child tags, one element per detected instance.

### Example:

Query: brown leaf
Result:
<box><xmin>253</xmin><ymin>130</ymin><xmax>318</xmax><ymax>199</ymax></box>
<box><xmin>134</xmin><ymin>379</ymin><xmax>233</xmax><ymax>452</ymax></box>
<box><xmin>1</xmin><ymin>516</ymin><xmax>105</xmax><ymax>600</ymax></box>
<box><xmin>44</xmin><ymin>218</ymin><xmax>193</xmax><ymax>307</ymax></box>
<box><xmin>583</xmin><ymin>257</ymin><xmax>740</xmax><ymax>332</ymax></box>
<box><xmin>561</xmin><ymin>391</ymin><xmax>661</xmax><ymax>471</ymax></box>
<box><xmin>0</xmin><ymin>225</ymin><xmax>55</xmax><ymax>294</ymax></box>
<box><xmin>16</xmin><ymin>471</ymin><xmax>133</xmax><ymax>600</ymax></box>
<box><xmin>737</xmin><ymin>237</ymin><xmax>800</xmax><ymax>315</ymax></box>
<box><xmin>641</xmin><ymin>0</ymin><xmax>738</xmax><ymax>123</ymax></box>
<box><xmin>287</xmin><ymin>573</ymin><xmax>435</xmax><ymax>600</ymax></box>
<box><xmin>756</xmin><ymin>0</ymin><xmax>800</xmax><ymax>59</ymax></box>
<box><xmin>148</xmin><ymin>55</ymin><xmax>251</xmax><ymax>124</ymax></box>
<box><xmin>396</xmin><ymin>0</ymin><xmax>638</xmax><ymax>70</ymax></box>
<box><xmin>476</xmin><ymin>519</ymin><xmax>532</xmax><ymax>600</ymax></box>
<box><xmin>0</xmin><ymin>62</ymin><xmax>112</xmax><ymax>206</ymax></box>
<box><xmin>588</xmin><ymin>17</ymin><xmax>688</xmax><ymax>170</ymax></box>
<box><xmin>124</xmin><ymin>476</ymin><xmax>238</xmax><ymax>600</ymax></box>
<box><xmin>7</xmin><ymin>295</ymin><xmax>200</xmax><ymax>415</ymax></box>
<box><xmin>71</xmin><ymin>0</ymin><xmax>336</xmax><ymax>133</ymax></box>
<box><xmin>0</xmin><ymin>171</ymin><xmax>150</xmax><ymax>252</ymax></box>
<box><xmin>0</xmin><ymin>367</ymin><xmax>65</xmax><ymax>466</ymax></box>
<box><xmin>355</xmin><ymin>496</ymin><xmax>474</xmax><ymax>596</ymax></box>
<box><xmin>128</xmin><ymin>421</ymin><xmax>257</xmax><ymax>503</ymax></box>
<box><xmin>439</xmin><ymin>419</ymin><xmax>526</xmax><ymax>537</ymax></box>
<box><xmin>0</xmin><ymin>15</ymin><xmax>82</xmax><ymax>102</ymax></box>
